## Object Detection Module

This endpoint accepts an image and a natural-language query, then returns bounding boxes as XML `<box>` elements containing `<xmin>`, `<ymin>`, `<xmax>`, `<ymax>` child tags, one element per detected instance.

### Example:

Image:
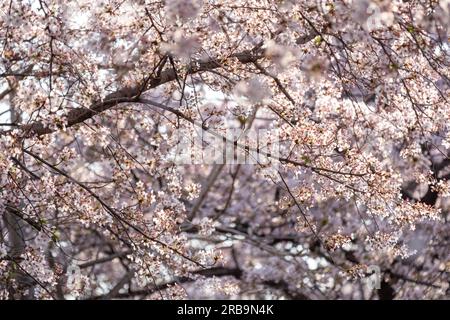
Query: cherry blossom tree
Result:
<box><xmin>0</xmin><ymin>0</ymin><xmax>449</xmax><ymax>300</ymax></box>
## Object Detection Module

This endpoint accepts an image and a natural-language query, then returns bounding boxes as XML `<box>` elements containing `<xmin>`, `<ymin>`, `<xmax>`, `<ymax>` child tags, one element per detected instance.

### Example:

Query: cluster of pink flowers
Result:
<box><xmin>0</xmin><ymin>0</ymin><xmax>449</xmax><ymax>300</ymax></box>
